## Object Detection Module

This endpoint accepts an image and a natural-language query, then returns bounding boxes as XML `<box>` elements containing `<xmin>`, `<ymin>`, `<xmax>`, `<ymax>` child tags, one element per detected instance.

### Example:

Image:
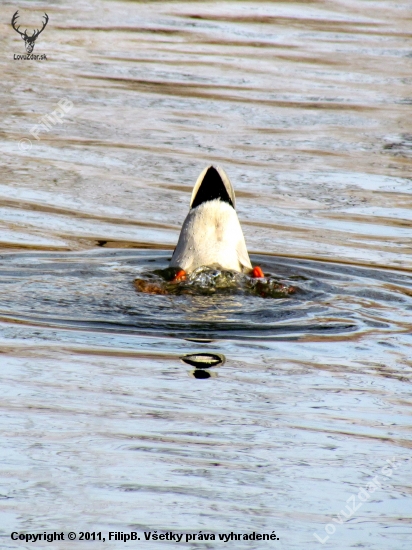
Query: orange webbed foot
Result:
<box><xmin>171</xmin><ymin>269</ymin><xmax>186</xmax><ymax>283</ymax></box>
<box><xmin>251</xmin><ymin>266</ymin><xmax>264</xmax><ymax>278</ymax></box>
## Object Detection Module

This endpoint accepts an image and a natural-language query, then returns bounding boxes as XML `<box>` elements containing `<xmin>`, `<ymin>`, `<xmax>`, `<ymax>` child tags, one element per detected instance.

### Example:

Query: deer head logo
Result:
<box><xmin>11</xmin><ymin>10</ymin><xmax>49</xmax><ymax>54</ymax></box>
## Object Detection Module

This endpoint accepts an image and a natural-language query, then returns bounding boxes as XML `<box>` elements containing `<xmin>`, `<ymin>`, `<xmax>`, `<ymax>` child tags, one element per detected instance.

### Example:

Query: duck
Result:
<box><xmin>169</xmin><ymin>165</ymin><xmax>264</xmax><ymax>281</ymax></box>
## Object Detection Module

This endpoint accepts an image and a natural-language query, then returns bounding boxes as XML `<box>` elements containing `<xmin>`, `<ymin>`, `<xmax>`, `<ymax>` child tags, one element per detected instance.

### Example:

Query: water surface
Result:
<box><xmin>1</xmin><ymin>0</ymin><xmax>411</xmax><ymax>548</ymax></box>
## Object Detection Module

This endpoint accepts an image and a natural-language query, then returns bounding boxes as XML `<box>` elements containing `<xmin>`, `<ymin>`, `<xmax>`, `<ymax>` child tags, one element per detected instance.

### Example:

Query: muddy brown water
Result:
<box><xmin>0</xmin><ymin>0</ymin><xmax>411</xmax><ymax>548</ymax></box>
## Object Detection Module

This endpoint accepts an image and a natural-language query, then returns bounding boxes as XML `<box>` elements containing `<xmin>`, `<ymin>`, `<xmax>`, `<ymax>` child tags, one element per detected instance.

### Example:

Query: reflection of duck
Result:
<box><xmin>170</xmin><ymin>166</ymin><xmax>263</xmax><ymax>281</ymax></box>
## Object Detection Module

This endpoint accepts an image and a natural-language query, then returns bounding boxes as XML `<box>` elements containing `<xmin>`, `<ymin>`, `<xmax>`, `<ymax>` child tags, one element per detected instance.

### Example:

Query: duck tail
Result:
<box><xmin>190</xmin><ymin>165</ymin><xmax>236</xmax><ymax>210</ymax></box>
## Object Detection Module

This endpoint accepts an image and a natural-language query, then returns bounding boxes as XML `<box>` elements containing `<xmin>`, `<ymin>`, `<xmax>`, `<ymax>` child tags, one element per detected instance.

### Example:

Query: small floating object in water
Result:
<box><xmin>181</xmin><ymin>353</ymin><xmax>225</xmax><ymax>369</ymax></box>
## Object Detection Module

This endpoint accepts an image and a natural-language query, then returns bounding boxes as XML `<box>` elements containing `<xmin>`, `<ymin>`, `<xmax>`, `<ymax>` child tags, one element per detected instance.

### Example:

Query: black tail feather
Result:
<box><xmin>191</xmin><ymin>166</ymin><xmax>234</xmax><ymax>209</ymax></box>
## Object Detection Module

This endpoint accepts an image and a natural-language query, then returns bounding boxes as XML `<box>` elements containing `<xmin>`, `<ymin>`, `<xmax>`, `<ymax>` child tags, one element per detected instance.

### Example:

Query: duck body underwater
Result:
<box><xmin>170</xmin><ymin>166</ymin><xmax>263</xmax><ymax>280</ymax></box>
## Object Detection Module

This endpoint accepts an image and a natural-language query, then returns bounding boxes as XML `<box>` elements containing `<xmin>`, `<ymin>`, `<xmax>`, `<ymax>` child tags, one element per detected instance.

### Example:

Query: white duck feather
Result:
<box><xmin>170</xmin><ymin>166</ymin><xmax>252</xmax><ymax>274</ymax></box>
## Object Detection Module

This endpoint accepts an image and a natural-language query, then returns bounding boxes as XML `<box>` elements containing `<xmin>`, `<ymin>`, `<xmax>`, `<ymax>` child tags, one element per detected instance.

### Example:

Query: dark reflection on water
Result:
<box><xmin>191</xmin><ymin>369</ymin><xmax>212</xmax><ymax>379</ymax></box>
